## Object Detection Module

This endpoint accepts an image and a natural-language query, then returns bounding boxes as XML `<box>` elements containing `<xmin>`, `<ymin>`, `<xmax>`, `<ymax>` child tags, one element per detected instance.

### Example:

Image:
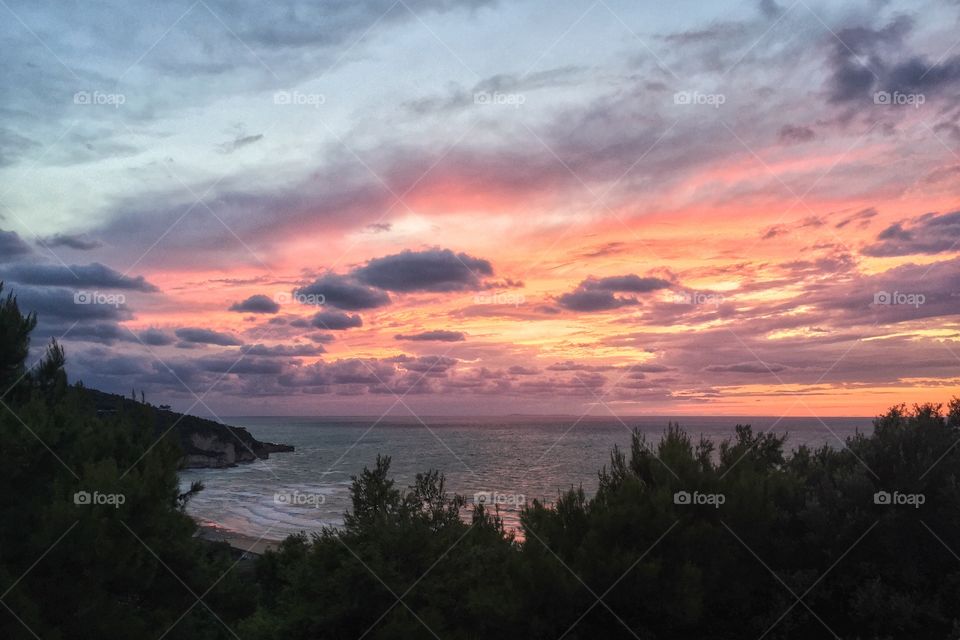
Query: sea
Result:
<box><xmin>178</xmin><ymin>415</ymin><xmax>872</xmax><ymax>542</ymax></box>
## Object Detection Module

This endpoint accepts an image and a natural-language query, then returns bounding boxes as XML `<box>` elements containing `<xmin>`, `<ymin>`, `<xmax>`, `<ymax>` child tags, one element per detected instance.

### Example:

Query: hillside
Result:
<box><xmin>85</xmin><ymin>388</ymin><xmax>293</xmax><ymax>468</ymax></box>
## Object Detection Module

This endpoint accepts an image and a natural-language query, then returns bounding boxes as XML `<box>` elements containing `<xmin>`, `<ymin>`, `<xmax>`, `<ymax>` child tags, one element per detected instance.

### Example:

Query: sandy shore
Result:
<box><xmin>194</xmin><ymin>522</ymin><xmax>283</xmax><ymax>555</ymax></box>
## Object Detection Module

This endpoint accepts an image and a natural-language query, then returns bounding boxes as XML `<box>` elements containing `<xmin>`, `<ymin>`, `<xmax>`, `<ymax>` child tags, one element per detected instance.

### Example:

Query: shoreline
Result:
<box><xmin>194</xmin><ymin>520</ymin><xmax>285</xmax><ymax>555</ymax></box>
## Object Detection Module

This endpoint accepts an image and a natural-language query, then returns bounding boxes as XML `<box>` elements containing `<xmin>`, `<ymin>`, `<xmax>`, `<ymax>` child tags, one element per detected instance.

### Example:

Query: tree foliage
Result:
<box><xmin>250</xmin><ymin>408</ymin><xmax>960</xmax><ymax>639</ymax></box>
<box><xmin>0</xmin><ymin>283</ymin><xmax>255</xmax><ymax>640</ymax></box>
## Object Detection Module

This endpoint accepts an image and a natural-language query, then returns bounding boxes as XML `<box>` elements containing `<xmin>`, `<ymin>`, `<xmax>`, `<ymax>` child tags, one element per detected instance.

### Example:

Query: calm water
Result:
<box><xmin>179</xmin><ymin>416</ymin><xmax>872</xmax><ymax>541</ymax></box>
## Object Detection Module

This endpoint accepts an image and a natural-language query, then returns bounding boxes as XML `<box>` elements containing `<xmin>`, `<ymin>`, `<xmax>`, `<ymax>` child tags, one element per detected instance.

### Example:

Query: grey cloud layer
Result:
<box><xmin>353</xmin><ymin>249</ymin><xmax>494</xmax><ymax>292</ymax></box>
<box><xmin>863</xmin><ymin>211</ymin><xmax>960</xmax><ymax>257</ymax></box>
<box><xmin>294</xmin><ymin>274</ymin><xmax>391</xmax><ymax>310</ymax></box>
<box><xmin>557</xmin><ymin>274</ymin><xmax>673</xmax><ymax>312</ymax></box>
<box><xmin>229</xmin><ymin>294</ymin><xmax>281</xmax><ymax>314</ymax></box>
<box><xmin>175</xmin><ymin>327</ymin><xmax>243</xmax><ymax>346</ymax></box>
<box><xmin>395</xmin><ymin>330</ymin><xmax>466</xmax><ymax>342</ymax></box>
<box><xmin>0</xmin><ymin>262</ymin><xmax>157</xmax><ymax>291</ymax></box>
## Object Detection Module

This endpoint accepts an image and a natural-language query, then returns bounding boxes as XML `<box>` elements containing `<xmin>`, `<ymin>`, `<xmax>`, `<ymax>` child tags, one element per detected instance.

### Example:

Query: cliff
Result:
<box><xmin>85</xmin><ymin>389</ymin><xmax>294</xmax><ymax>468</ymax></box>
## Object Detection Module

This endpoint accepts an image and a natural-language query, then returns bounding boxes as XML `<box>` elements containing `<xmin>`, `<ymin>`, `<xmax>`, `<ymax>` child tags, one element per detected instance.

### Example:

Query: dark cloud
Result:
<box><xmin>827</xmin><ymin>56</ymin><xmax>879</xmax><ymax>104</ymax></box>
<box><xmin>198</xmin><ymin>356</ymin><xmax>283</xmax><ymax>375</ymax></box>
<box><xmin>507</xmin><ymin>365</ymin><xmax>539</xmax><ymax>375</ymax></box>
<box><xmin>627</xmin><ymin>363</ymin><xmax>673</xmax><ymax>373</ymax></box>
<box><xmin>759</xmin><ymin>0</ymin><xmax>783</xmax><ymax>20</ymax></box>
<box><xmin>762</xmin><ymin>216</ymin><xmax>827</xmax><ymax>241</ymax></box>
<box><xmin>557</xmin><ymin>289</ymin><xmax>639</xmax><ymax>312</ymax></box>
<box><xmin>660</xmin><ymin>21</ymin><xmax>749</xmax><ymax>47</ymax></box>
<box><xmin>404</xmin><ymin>66</ymin><xmax>583</xmax><ymax>115</ymax></box>
<box><xmin>815</xmin><ymin>256</ymin><xmax>960</xmax><ymax>326</ymax></box>
<box><xmin>0</xmin><ymin>262</ymin><xmax>157</xmax><ymax>291</ymax></box>
<box><xmin>780</xmin><ymin>252</ymin><xmax>856</xmax><ymax>275</ymax></box>
<box><xmin>535</xmin><ymin>305</ymin><xmax>561</xmax><ymax>315</ymax></box>
<box><xmin>175</xmin><ymin>327</ymin><xmax>243</xmax><ymax>346</ymax></box>
<box><xmin>923</xmin><ymin>164</ymin><xmax>960</xmax><ymax>185</ymax></box>
<box><xmin>13</xmin><ymin>286</ymin><xmax>131</xmax><ymax>321</ymax></box>
<box><xmin>36</xmin><ymin>233</ymin><xmax>102</xmax><ymax>251</ymax></box>
<box><xmin>779</xmin><ymin>124</ymin><xmax>815</xmax><ymax>143</ymax></box>
<box><xmin>62</xmin><ymin>323</ymin><xmax>132</xmax><ymax>345</ymax></box>
<box><xmin>229</xmin><ymin>294</ymin><xmax>281</xmax><ymax>314</ymax></box>
<box><xmin>241</xmin><ymin>343</ymin><xmax>325</xmax><ymax>356</ymax></box>
<box><xmin>835</xmin><ymin>207</ymin><xmax>877</xmax><ymax>229</ymax></box>
<box><xmin>582</xmin><ymin>275</ymin><xmax>673</xmax><ymax>293</ymax></box>
<box><xmin>546</xmin><ymin>361</ymin><xmax>617</xmax><ymax>372</ymax></box>
<box><xmin>139</xmin><ymin>328</ymin><xmax>175</xmax><ymax>346</ymax></box>
<box><xmin>580</xmin><ymin>241</ymin><xmax>627</xmax><ymax>258</ymax></box>
<box><xmin>557</xmin><ymin>274</ymin><xmax>672</xmax><ymax>311</ymax></box>
<box><xmin>0</xmin><ymin>230</ymin><xmax>33</xmax><ymax>261</ymax></box>
<box><xmin>394</xmin><ymin>354</ymin><xmax>458</xmax><ymax>374</ymax></box>
<box><xmin>278</xmin><ymin>358</ymin><xmax>399</xmax><ymax>388</ymax></box>
<box><xmin>762</xmin><ymin>225</ymin><xmax>787</xmax><ymax>240</ymax></box>
<box><xmin>515</xmin><ymin>371</ymin><xmax>608</xmax><ymax>395</ymax></box>
<box><xmin>474</xmin><ymin>66</ymin><xmax>584</xmax><ymax>95</ymax></box>
<box><xmin>294</xmin><ymin>274</ymin><xmax>391</xmax><ymax>310</ymax></box>
<box><xmin>934</xmin><ymin>123</ymin><xmax>960</xmax><ymax>142</ymax></box>
<box><xmin>217</xmin><ymin>133</ymin><xmax>263</xmax><ymax>154</ymax></box>
<box><xmin>394</xmin><ymin>330</ymin><xmax>466</xmax><ymax>342</ymax></box>
<box><xmin>824</xmin><ymin>18</ymin><xmax>911</xmax><ymax>103</ymax></box>
<box><xmin>798</xmin><ymin>216</ymin><xmax>826</xmax><ymax>229</ymax></box>
<box><xmin>704</xmin><ymin>362</ymin><xmax>787</xmax><ymax>374</ymax></box>
<box><xmin>310</xmin><ymin>310</ymin><xmax>363</xmax><ymax>330</ymax></box>
<box><xmin>352</xmin><ymin>248</ymin><xmax>493</xmax><ymax>292</ymax></box>
<box><xmin>862</xmin><ymin>211</ymin><xmax>960</xmax><ymax>256</ymax></box>
<box><xmin>883</xmin><ymin>55</ymin><xmax>960</xmax><ymax>96</ymax></box>
<box><xmin>70</xmin><ymin>348</ymin><xmax>153</xmax><ymax>377</ymax></box>
<box><xmin>824</xmin><ymin>16</ymin><xmax>960</xmax><ymax>105</ymax></box>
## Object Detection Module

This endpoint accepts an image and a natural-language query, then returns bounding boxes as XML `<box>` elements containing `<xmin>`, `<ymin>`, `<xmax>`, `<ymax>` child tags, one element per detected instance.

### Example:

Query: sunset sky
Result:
<box><xmin>2</xmin><ymin>0</ymin><xmax>960</xmax><ymax>417</ymax></box>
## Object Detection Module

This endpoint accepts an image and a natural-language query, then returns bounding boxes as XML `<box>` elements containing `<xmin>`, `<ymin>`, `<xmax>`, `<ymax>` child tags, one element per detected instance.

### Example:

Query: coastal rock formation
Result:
<box><xmin>179</xmin><ymin>425</ymin><xmax>294</xmax><ymax>469</ymax></box>
<box><xmin>86</xmin><ymin>389</ymin><xmax>294</xmax><ymax>468</ymax></box>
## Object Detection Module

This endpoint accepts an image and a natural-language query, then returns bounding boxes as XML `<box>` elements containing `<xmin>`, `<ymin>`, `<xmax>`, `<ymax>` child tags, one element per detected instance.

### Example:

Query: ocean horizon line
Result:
<box><xmin>216</xmin><ymin>413</ymin><xmax>878</xmax><ymax>421</ymax></box>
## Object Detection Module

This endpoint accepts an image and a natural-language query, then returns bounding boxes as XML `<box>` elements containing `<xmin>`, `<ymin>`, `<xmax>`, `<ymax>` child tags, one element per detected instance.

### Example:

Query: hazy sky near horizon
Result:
<box><xmin>2</xmin><ymin>0</ymin><xmax>960</xmax><ymax>417</ymax></box>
